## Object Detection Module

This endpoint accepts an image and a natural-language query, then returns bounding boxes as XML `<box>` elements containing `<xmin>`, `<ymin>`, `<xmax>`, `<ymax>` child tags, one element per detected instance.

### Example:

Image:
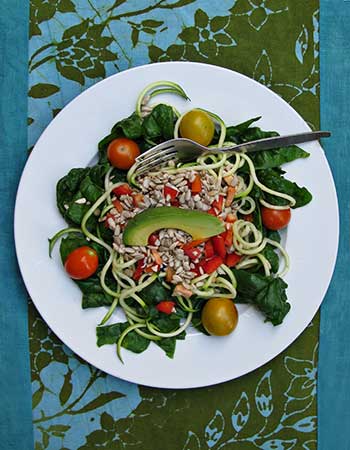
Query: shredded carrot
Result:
<box><xmin>191</xmin><ymin>174</ymin><xmax>202</xmax><ymax>193</ymax></box>
<box><xmin>166</xmin><ymin>266</ymin><xmax>174</xmax><ymax>283</ymax></box>
<box><xmin>225</xmin><ymin>186</ymin><xmax>236</xmax><ymax>207</ymax></box>
<box><xmin>151</xmin><ymin>249</ymin><xmax>163</xmax><ymax>265</ymax></box>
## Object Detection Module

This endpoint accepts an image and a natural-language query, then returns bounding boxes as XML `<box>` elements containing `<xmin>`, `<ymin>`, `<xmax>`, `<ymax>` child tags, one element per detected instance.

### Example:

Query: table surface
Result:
<box><xmin>0</xmin><ymin>1</ymin><xmax>349</xmax><ymax>449</ymax></box>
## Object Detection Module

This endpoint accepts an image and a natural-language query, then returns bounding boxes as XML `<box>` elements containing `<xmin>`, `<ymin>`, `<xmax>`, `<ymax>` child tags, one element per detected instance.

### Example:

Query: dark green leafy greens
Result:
<box><xmin>232</xmin><ymin>269</ymin><xmax>290</xmax><ymax>325</ymax></box>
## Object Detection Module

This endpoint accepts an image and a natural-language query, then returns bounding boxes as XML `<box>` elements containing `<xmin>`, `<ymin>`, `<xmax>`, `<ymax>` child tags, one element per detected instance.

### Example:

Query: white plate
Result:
<box><xmin>15</xmin><ymin>62</ymin><xmax>339</xmax><ymax>389</ymax></box>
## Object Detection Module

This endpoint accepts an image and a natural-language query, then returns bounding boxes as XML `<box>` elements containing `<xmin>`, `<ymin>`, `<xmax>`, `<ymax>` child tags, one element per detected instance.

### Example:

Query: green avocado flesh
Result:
<box><xmin>123</xmin><ymin>206</ymin><xmax>225</xmax><ymax>246</ymax></box>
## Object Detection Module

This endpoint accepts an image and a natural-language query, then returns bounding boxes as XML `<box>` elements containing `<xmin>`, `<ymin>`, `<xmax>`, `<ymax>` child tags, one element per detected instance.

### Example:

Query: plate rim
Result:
<box><xmin>15</xmin><ymin>61</ymin><xmax>340</xmax><ymax>388</ymax></box>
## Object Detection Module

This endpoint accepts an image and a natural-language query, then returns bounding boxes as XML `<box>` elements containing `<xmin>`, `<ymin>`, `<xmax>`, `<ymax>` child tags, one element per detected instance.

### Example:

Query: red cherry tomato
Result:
<box><xmin>261</xmin><ymin>207</ymin><xmax>291</xmax><ymax>230</ymax></box>
<box><xmin>156</xmin><ymin>301</ymin><xmax>176</xmax><ymax>315</ymax></box>
<box><xmin>64</xmin><ymin>246</ymin><xmax>98</xmax><ymax>280</ymax></box>
<box><xmin>107</xmin><ymin>138</ymin><xmax>140</xmax><ymax>170</ymax></box>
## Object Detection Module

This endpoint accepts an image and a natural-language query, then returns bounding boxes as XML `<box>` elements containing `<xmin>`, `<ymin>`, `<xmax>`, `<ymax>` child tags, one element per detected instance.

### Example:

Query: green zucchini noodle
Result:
<box><xmin>237</xmin><ymin>197</ymin><xmax>256</xmax><ymax>215</ymax></box>
<box><xmin>256</xmin><ymin>253</ymin><xmax>271</xmax><ymax>277</ymax></box>
<box><xmin>146</xmin><ymin>312</ymin><xmax>193</xmax><ymax>338</ymax></box>
<box><xmin>233</xmin><ymin>220</ymin><xmax>266</xmax><ymax>255</ymax></box>
<box><xmin>265</xmin><ymin>238</ymin><xmax>290</xmax><ymax>277</ymax></box>
<box><xmin>241</xmin><ymin>153</ymin><xmax>296</xmax><ymax>207</ymax></box>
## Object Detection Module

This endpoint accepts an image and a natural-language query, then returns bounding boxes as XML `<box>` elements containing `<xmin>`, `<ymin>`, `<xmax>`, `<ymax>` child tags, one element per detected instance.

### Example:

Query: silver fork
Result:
<box><xmin>134</xmin><ymin>131</ymin><xmax>331</xmax><ymax>175</ymax></box>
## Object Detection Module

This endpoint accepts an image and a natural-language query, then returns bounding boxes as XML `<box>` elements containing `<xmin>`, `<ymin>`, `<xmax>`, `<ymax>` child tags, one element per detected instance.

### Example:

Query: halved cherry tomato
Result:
<box><xmin>64</xmin><ymin>246</ymin><xmax>98</xmax><ymax>280</ymax></box>
<box><xmin>226</xmin><ymin>253</ymin><xmax>242</xmax><ymax>268</ymax></box>
<box><xmin>164</xmin><ymin>185</ymin><xmax>179</xmax><ymax>200</ymax></box>
<box><xmin>107</xmin><ymin>138</ymin><xmax>140</xmax><ymax>170</ymax></box>
<box><xmin>261</xmin><ymin>207</ymin><xmax>291</xmax><ymax>230</ymax></box>
<box><xmin>133</xmin><ymin>259</ymin><xmax>145</xmax><ymax>281</ymax></box>
<box><xmin>113</xmin><ymin>183</ymin><xmax>133</xmax><ymax>196</ymax></box>
<box><xmin>202</xmin><ymin>255</ymin><xmax>224</xmax><ymax>274</ymax></box>
<box><xmin>212</xmin><ymin>235</ymin><xmax>226</xmax><ymax>259</ymax></box>
<box><xmin>191</xmin><ymin>173</ymin><xmax>202</xmax><ymax>194</ymax></box>
<box><xmin>156</xmin><ymin>301</ymin><xmax>176</xmax><ymax>315</ymax></box>
<box><xmin>212</xmin><ymin>195</ymin><xmax>225</xmax><ymax>212</ymax></box>
<box><xmin>204</xmin><ymin>240</ymin><xmax>215</xmax><ymax>258</ymax></box>
<box><xmin>148</xmin><ymin>233</ymin><xmax>159</xmax><ymax>246</ymax></box>
<box><xmin>179</xmin><ymin>110</ymin><xmax>215</xmax><ymax>146</ymax></box>
<box><xmin>112</xmin><ymin>199</ymin><xmax>123</xmax><ymax>213</ymax></box>
<box><xmin>184</xmin><ymin>247</ymin><xmax>202</xmax><ymax>261</ymax></box>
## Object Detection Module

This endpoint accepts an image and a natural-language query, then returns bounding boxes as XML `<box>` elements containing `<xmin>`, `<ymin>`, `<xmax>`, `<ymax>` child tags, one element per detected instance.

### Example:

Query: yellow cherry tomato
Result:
<box><xmin>201</xmin><ymin>298</ymin><xmax>238</xmax><ymax>336</ymax></box>
<box><xmin>179</xmin><ymin>109</ymin><xmax>215</xmax><ymax>146</ymax></box>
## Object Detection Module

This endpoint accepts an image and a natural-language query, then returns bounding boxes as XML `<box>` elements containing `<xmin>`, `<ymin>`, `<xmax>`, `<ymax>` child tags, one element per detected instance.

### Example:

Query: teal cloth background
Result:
<box><xmin>0</xmin><ymin>1</ymin><xmax>33</xmax><ymax>449</ymax></box>
<box><xmin>0</xmin><ymin>0</ymin><xmax>349</xmax><ymax>449</ymax></box>
<box><xmin>318</xmin><ymin>1</ymin><xmax>350</xmax><ymax>449</ymax></box>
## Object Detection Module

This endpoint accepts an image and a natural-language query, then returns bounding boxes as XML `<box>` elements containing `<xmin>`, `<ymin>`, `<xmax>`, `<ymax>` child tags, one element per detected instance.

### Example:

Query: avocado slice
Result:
<box><xmin>123</xmin><ymin>206</ymin><xmax>225</xmax><ymax>246</ymax></box>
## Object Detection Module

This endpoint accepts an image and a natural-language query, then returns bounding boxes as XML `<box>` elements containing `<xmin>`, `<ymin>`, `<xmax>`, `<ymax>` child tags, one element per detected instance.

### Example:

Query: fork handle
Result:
<box><xmin>218</xmin><ymin>130</ymin><xmax>331</xmax><ymax>154</ymax></box>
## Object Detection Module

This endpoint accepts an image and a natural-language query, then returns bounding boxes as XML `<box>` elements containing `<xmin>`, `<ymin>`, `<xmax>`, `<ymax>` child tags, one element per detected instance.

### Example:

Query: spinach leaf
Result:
<box><xmin>258</xmin><ymin>168</ymin><xmax>312</xmax><ymax>208</ymax></box>
<box><xmin>82</xmin><ymin>292</ymin><xmax>113</xmax><ymax>309</ymax></box>
<box><xmin>261</xmin><ymin>245</ymin><xmax>279</xmax><ymax>274</ymax></box>
<box><xmin>142</xmin><ymin>104</ymin><xmax>175</xmax><ymax>140</ymax></box>
<box><xmin>250</xmin><ymin>145</ymin><xmax>309</xmax><ymax>170</ymax></box>
<box><xmin>96</xmin><ymin>322</ymin><xmax>150</xmax><ymax>353</ymax></box>
<box><xmin>56</xmin><ymin>168</ymin><xmax>89</xmax><ymax>219</ymax></box>
<box><xmin>155</xmin><ymin>331</ymin><xmax>186</xmax><ymax>359</ymax></box>
<box><xmin>111</xmin><ymin>112</ymin><xmax>143</xmax><ymax>139</ymax></box>
<box><xmin>225</xmin><ymin>117</ymin><xmax>262</xmax><ymax>142</ymax></box>
<box><xmin>140</xmin><ymin>279</ymin><xmax>172</xmax><ymax>305</ymax></box>
<box><xmin>56</xmin><ymin>164</ymin><xmax>110</xmax><ymax>226</ymax></box>
<box><xmin>232</xmin><ymin>269</ymin><xmax>290</xmax><ymax>325</ymax></box>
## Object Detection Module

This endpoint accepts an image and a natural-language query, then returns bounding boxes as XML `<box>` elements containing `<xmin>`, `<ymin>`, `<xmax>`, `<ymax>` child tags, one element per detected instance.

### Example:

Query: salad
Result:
<box><xmin>50</xmin><ymin>81</ymin><xmax>312</xmax><ymax>362</ymax></box>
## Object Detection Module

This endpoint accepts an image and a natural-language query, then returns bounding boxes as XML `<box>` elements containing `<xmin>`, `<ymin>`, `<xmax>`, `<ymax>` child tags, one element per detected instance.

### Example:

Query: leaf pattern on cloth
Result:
<box><xmin>28</xmin><ymin>1</ymin><xmax>320</xmax><ymax>449</ymax></box>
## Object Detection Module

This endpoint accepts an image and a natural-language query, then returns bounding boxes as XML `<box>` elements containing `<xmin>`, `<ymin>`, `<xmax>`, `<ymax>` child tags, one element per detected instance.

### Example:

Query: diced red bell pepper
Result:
<box><xmin>204</xmin><ymin>240</ymin><xmax>215</xmax><ymax>258</ymax></box>
<box><xmin>148</xmin><ymin>233</ymin><xmax>159</xmax><ymax>246</ymax></box>
<box><xmin>112</xmin><ymin>199</ymin><xmax>123</xmax><ymax>213</ymax></box>
<box><xmin>133</xmin><ymin>193</ymin><xmax>144</xmax><ymax>207</ymax></box>
<box><xmin>191</xmin><ymin>174</ymin><xmax>202</xmax><ymax>193</ymax></box>
<box><xmin>226</xmin><ymin>213</ymin><xmax>237</xmax><ymax>223</ymax></box>
<box><xmin>212</xmin><ymin>235</ymin><xmax>226</xmax><ymax>259</ymax></box>
<box><xmin>207</xmin><ymin>208</ymin><xmax>218</xmax><ymax>216</ymax></box>
<box><xmin>156</xmin><ymin>301</ymin><xmax>175</xmax><ymax>315</ymax></box>
<box><xmin>133</xmin><ymin>259</ymin><xmax>145</xmax><ymax>281</ymax></box>
<box><xmin>202</xmin><ymin>256</ymin><xmax>224</xmax><ymax>274</ymax></box>
<box><xmin>226</xmin><ymin>253</ymin><xmax>242</xmax><ymax>268</ymax></box>
<box><xmin>184</xmin><ymin>247</ymin><xmax>202</xmax><ymax>261</ymax></box>
<box><xmin>182</xmin><ymin>239</ymin><xmax>207</xmax><ymax>250</ymax></box>
<box><xmin>245</xmin><ymin>213</ymin><xmax>253</xmax><ymax>223</ymax></box>
<box><xmin>145</xmin><ymin>264</ymin><xmax>160</xmax><ymax>273</ymax></box>
<box><xmin>164</xmin><ymin>185</ymin><xmax>179</xmax><ymax>200</ymax></box>
<box><xmin>113</xmin><ymin>183</ymin><xmax>133</xmax><ymax>196</ymax></box>
<box><xmin>171</xmin><ymin>198</ymin><xmax>180</xmax><ymax>207</ymax></box>
<box><xmin>224</xmin><ymin>225</ymin><xmax>233</xmax><ymax>247</ymax></box>
<box><xmin>104</xmin><ymin>213</ymin><xmax>115</xmax><ymax>229</ymax></box>
<box><xmin>212</xmin><ymin>195</ymin><xmax>225</xmax><ymax>212</ymax></box>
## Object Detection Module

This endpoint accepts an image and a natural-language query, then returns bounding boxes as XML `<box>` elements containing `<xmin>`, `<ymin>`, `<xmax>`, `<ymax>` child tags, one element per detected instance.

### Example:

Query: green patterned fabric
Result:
<box><xmin>28</xmin><ymin>1</ymin><xmax>319</xmax><ymax>449</ymax></box>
